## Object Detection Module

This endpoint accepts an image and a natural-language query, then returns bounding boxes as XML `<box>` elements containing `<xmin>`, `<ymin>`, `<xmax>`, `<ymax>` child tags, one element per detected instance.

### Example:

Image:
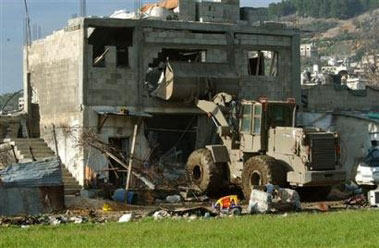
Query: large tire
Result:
<box><xmin>187</xmin><ymin>149</ymin><xmax>223</xmax><ymax>194</ymax></box>
<box><xmin>241</xmin><ymin>155</ymin><xmax>286</xmax><ymax>200</ymax></box>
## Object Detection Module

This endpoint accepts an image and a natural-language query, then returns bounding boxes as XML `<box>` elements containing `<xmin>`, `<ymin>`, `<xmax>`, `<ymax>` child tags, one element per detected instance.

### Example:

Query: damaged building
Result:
<box><xmin>18</xmin><ymin>0</ymin><xmax>300</xmax><ymax>189</ymax></box>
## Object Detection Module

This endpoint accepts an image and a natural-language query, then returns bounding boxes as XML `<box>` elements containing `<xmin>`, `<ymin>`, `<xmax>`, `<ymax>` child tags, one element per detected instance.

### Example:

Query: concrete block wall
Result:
<box><xmin>28</xmin><ymin>29</ymin><xmax>82</xmax><ymax>117</ymax></box>
<box><xmin>27</xmin><ymin>27</ymin><xmax>85</xmax><ymax>184</ymax></box>
<box><xmin>86</xmin><ymin>45</ymin><xmax>138</xmax><ymax>107</ymax></box>
<box><xmin>303</xmin><ymin>85</ymin><xmax>379</xmax><ymax>112</ymax></box>
<box><xmin>178</xmin><ymin>0</ymin><xmax>196</xmax><ymax>21</ymax></box>
<box><xmin>144</xmin><ymin>30</ymin><xmax>227</xmax><ymax>45</ymax></box>
<box><xmin>234</xmin><ymin>33</ymin><xmax>294</xmax><ymax>101</ymax></box>
<box><xmin>197</xmin><ymin>1</ymin><xmax>240</xmax><ymax>23</ymax></box>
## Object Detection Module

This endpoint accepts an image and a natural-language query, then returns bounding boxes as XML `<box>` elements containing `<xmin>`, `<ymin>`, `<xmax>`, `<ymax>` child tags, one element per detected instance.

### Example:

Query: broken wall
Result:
<box><xmin>83</xmin><ymin>108</ymin><xmax>151</xmax><ymax>179</ymax></box>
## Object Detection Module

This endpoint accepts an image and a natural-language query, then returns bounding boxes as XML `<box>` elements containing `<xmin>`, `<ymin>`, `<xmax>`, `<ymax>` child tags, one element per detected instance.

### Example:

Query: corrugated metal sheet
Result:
<box><xmin>0</xmin><ymin>157</ymin><xmax>62</xmax><ymax>188</ymax></box>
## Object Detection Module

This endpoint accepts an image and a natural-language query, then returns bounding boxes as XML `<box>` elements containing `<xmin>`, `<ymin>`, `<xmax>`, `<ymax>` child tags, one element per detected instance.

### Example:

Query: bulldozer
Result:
<box><xmin>186</xmin><ymin>93</ymin><xmax>346</xmax><ymax>199</ymax></box>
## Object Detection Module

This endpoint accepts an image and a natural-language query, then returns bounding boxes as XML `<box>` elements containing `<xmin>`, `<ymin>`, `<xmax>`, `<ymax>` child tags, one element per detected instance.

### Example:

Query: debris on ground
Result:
<box><xmin>118</xmin><ymin>213</ymin><xmax>134</xmax><ymax>223</ymax></box>
<box><xmin>248</xmin><ymin>189</ymin><xmax>272</xmax><ymax>214</ymax></box>
<box><xmin>213</xmin><ymin>195</ymin><xmax>242</xmax><ymax>216</ymax></box>
<box><xmin>344</xmin><ymin>194</ymin><xmax>368</xmax><ymax>207</ymax></box>
<box><xmin>316</xmin><ymin>203</ymin><xmax>330</xmax><ymax>212</ymax></box>
<box><xmin>247</xmin><ymin>185</ymin><xmax>302</xmax><ymax>214</ymax></box>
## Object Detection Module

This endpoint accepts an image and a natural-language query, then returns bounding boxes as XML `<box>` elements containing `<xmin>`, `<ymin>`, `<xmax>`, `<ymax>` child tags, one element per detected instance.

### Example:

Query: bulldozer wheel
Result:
<box><xmin>187</xmin><ymin>149</ymin><xmax>223</xmax><ymax>194</ymax></box>
<box><xmin>241</xmin><ymin>155</ymin><xmax>286</xmax><ymax>200</ymax></box>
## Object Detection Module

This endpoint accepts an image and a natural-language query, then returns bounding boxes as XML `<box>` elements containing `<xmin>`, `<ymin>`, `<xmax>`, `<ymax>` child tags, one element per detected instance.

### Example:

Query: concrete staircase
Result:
<box><xmin>61</xmin><ymin>166</ymin><xmax>82</xmax><ymax>196</ymax></box>
<box><xmin>4</xmin><ymin>138</ymin><xmax>55</xmax><ymax>160</ymax></box>
<box><xmin>3</xmin><ymin>138</ymin><xmax>81</xmax><ymax>196</ymax></box>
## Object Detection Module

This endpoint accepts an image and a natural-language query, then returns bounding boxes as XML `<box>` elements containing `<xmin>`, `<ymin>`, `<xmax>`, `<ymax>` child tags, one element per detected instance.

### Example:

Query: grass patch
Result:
<box><xmin>1</xmin><ymin>210</ymin><xmax>379</xmax><ymax>248</ymax></box>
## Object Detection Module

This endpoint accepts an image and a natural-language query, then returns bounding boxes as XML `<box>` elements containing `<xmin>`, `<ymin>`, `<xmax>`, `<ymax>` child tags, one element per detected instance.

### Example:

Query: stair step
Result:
<box><xmin>4</xmin><ymin>138</ymin><xmax>44</xmax><ymax>142</ymax></box>
<box><xmin>4</xmin><ymin>139</ymin><xmax>82</xmax><ymax>197</ymax></box>
<box><xmin>17</xmin><ymin>150</ymin><xmax>54</xmax><ymax>154</ymax></box>
<box><xmin>16</xmin><ymin>146</ymin><xmax>53</xmax><ymax>152</ymax></box>
<box><xmin>64</xmin><ymin>185</ymin><xmax>81</xmax><ymax>189</ymax></box>
<box><xmin>63</xmin><ymin>179</ymin><xmax>78</xmax><ymax>184</ymax></box>
<box><xmin>64</xmin><ymin>189</ymin><xmax>80</xmax><ymax>195</ymax></box>
<box><xmin>21</xmin><ymin>154</ymin><xmax>56</xmax><ymax>159</ymax></box>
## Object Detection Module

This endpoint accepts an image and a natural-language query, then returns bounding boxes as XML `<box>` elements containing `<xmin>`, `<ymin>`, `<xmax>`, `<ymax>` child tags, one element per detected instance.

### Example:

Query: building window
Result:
<box><xmin>248</xmin><ymin>50</ymin><xmax>279</xmax><ymax>77</ymax></box>
<box><xmin>88</xmin><ymin>27</ymin><xmax>133</xmax><ymax>68</ymax></box>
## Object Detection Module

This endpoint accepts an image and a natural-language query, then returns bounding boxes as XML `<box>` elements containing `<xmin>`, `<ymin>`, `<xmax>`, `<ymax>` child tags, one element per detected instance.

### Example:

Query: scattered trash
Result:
<box><xmin>344</xmin><ymin>194</ymin><xmax>367</xmax><ymax>207</ymax></box>
<box><xmin>70</xmin><ymin>216</ymin><xmax>84</xmax><ymax>224</ymax></box>
<box><xmin>274</xmin><ymin>188</ymin><xmax>302</xmax><ymax>211</ymax></box>
<box><xmin>118</xmin><ymin>213</ymin><xmax>133</xmax><ymax>223</ymax></box>
<box><xmin>214</xmin><ymin>195</ymin><xmax>242</xmax><ymax>216</ymax></box>
<box><xmin>204</xmin><ymin>212</ymin><xmax>211</xmax><ymax>219</ymax></box>
<box><xmin>247</xmin><ymin>189</ymin><xmax>272</xmax><ymax>214</ymax></box>
<box><xmin>49</xmin><ymin>217</ymin><xmax>62</xmax><ymax>226</ymax></box>
<box><xmin>166</xmin><ymin>195</ymin><xmax>181</xmax><ymax>203</ymax></box>
<box><xmin>248</xmin><ymin>185</ymin><xmax>302</xmax><ymax>214</ymax></box>
<box><xmin>153</xmin><ymin>210</ymin><xmax>171</xmax><ymax>220</ymax></box>
<box><xmin>316</xmin><ymin>203</ymin><xmax>330</xmax><ymax>212</ymax></box>
<box><xmin>102</xmin><ymin>203</ymin><xmax>113</xmax><ymax>211</ymax></box>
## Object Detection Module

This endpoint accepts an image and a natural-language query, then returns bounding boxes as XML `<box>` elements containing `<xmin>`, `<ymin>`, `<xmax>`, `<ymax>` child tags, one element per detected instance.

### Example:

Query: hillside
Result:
<box><xmin>268</xmin><ymin>0</ymin><xmax>379</xmax><ymax>20</ymax></box>
<box><xmin>283</xmin><ymin>8</ymin><xmax>379</xmax><ymax>58</ymax></box>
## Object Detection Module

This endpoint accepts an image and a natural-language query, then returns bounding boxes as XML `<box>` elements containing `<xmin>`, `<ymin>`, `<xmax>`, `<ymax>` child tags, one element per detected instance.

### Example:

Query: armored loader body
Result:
<box><xmin>187</xmin><ymin>94</ymin><xmax>346</xmax><ymax>198</ymax></box>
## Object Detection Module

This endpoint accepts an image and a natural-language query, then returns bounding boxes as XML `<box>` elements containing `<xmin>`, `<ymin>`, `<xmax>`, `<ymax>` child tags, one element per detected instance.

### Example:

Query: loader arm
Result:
<box><xmin>196</xmin><ymin>100</ymin><xmax>229</xmax><ymax>127</ymax></box>
<box><xmin>196</xmin><ymin>99</ymin><xmax>231</xmax><ymax>137</ymax></box>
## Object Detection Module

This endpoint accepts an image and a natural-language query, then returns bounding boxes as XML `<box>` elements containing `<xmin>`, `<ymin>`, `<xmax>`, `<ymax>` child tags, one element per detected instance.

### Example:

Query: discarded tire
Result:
<box><xmin>241</xmin><ymin>155</ymin><xmax>286</xmax><ymax>199</ymax></box>
<box><xmin>187</xmin><ymin>149</ymin><xmax>223</xmax><ymax>194</ymax></box>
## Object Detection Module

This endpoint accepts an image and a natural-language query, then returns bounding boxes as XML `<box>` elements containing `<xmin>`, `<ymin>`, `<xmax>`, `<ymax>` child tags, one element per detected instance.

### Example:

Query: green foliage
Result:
<box><xmin>1</xmin><ymin>210</ymin><xmax>379</xmax><ymax>247</ymax></box>
<box><xmin>268</xmin><ymin>0</ymin><xmax>379</xmax><ymax>19</ymax></box>
<box><xmin>301</xmin><ymin>20</ymin><xmax>339</xmax><ymax>33</ymax></box>
<box><xmin>0</xmin><ymin>92</ymin><xmax>22</xmax><ymax>112</ymax></box>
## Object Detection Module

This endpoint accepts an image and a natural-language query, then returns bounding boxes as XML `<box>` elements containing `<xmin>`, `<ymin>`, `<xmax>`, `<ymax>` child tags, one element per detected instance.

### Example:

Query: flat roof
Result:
<box><xmin>71</xmin><ymin>17</ymin><xmax>300</xmax><ymax>37</ymax></box>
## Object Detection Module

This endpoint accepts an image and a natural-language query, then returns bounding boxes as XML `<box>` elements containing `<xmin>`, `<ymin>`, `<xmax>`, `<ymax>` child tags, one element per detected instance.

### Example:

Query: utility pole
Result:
<box><xmin>80</xmin><ymin>0</ymin><xmax>87</xmax><ymax>17</ymax></box>
<box><xmin>23</xmin><ymin>0</ymin><xmax>31</xmax><ymax>46</ymax></box>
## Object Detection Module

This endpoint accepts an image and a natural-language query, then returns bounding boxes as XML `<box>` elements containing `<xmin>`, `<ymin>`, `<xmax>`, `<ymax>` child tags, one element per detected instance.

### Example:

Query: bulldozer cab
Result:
<box><xmin>239</xmin><ymin>100</ymin><xmax>296</xmax><ymax>153</ymax></box>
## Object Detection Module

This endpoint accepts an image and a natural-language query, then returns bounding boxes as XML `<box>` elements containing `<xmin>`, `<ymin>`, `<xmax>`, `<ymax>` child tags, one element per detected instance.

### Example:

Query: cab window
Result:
<box><xmin>267</xmin><ymin>104</ymin><xmax>293</xmax><ymax>128</ymax></box>
<box><xmin>241</xmin><ymin>105</ymin><xmax>252</xmax><ymax>133</ymax></box>
<box><xmin>253</xmin><ymin>105</ymin><xmax>262</xmax><ymax>134</ymax></box>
